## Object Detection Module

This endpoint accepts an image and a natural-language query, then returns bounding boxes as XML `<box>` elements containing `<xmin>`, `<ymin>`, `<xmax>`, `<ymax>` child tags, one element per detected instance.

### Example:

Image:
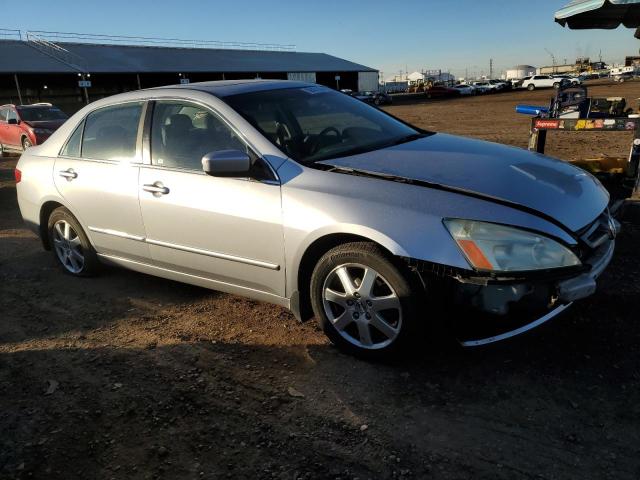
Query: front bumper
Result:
<box><xmin>452</xmin><ymin>238</ymin><xmax>616</xmax><ymax>347</ymax></box>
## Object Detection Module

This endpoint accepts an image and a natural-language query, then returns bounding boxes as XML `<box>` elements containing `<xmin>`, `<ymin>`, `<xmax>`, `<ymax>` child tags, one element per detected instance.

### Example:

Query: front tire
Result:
<box><xmin>310</xmin><ymin>242</ymin><xmax>419</xmax><ymax>358</ymax></box>
<box><xmin>47</xmin><ymin>207</ymin><xmax>100</xmax><ymax>276</ymax></box>
<box><xmin>527</xmin><ymin>84</ymin><xmax>535</xmax><ymax>91</ymax></box>
<box><xmin>22</xmin><ymin>137</ymin><xmax>32</xmax><ymax>150</ymax></box>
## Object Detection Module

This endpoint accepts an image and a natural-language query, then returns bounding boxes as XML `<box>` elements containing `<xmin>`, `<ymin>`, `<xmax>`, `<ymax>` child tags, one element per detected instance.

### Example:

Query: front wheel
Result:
<box><xmin>527</xmin><ymin>84</ymin><xmax>535</xmax><ymax>91</ymax></box>
<box><xmin>47</xmin><ymin>207</ymin><xmax>100</xmax><ymax>276</ymax></box>
<box><xmin>553</xmin><ymin>82</ymin><xmax>561</xmax><ymax>89</ymax></box>
<box><xmin>22</xmin><ymin>137</ymin><xmax>32</xmax><ymax>150</ymax></box>
<box><xmin>310</xmin><ymin>242</ymin><xmax>419</xmax><ymax>358</ymax></box>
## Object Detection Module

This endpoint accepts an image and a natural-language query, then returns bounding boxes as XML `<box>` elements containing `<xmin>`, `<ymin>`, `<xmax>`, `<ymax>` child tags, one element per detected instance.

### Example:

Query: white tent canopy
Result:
<box><xmin>555</xmin><ymin>0</ymin><xmax>640</xmax><ymax>29</ymax></box>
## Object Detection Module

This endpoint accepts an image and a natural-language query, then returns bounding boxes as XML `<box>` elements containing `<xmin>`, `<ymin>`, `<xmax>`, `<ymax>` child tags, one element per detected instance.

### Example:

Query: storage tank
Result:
<box><xmin>506</xmin><ymin>65</ymin><xmax>536</xmax><ymax>80</ymax></box>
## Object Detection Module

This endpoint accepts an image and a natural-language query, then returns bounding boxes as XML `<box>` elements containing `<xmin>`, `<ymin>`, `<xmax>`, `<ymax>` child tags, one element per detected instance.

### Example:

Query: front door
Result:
<box><xmin>138</xmin><ymin>100</ymin><xmax>285</xmax><ymax>298</ymax></box>
<box><xmin>54</xmin><ymin>101</ymin><xmax>150</xmax><ymax>262</ymax></box>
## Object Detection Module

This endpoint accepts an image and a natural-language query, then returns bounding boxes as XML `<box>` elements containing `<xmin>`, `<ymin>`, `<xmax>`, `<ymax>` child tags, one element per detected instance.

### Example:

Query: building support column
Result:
<box><xmin>13</xmin><ymin>74</ymin><xmax>23</xmax><ymax>105</ymax></box>
<box><xmin>136</xmin><ymin>73</ymin><xmax>142</xmax><ymax>90</ymax></box>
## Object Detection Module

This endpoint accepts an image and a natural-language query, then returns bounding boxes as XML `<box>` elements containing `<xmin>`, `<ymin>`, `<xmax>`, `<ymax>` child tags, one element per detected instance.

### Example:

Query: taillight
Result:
<box><xmin>14</xmin><ymin>169</ymin><xmax>22</xmax><ymax>183</ymax></box>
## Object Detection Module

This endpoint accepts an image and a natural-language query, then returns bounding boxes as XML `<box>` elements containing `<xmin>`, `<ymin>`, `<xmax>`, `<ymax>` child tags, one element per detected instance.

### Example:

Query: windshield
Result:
<box><xmin>224</xmin><ymin>86</ymin><xmax>422</xmax><ymax>163</ymax></box>
<box><xmin>17</xmin><ymin>106</ymin><xmax>68</xmax><ymax>122</ymax></box>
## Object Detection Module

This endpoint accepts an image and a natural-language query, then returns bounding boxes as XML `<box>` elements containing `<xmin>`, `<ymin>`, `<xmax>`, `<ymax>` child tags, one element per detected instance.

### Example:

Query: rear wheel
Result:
<box><xmin>22</xmin><ymin>137</ymin><xmax>32</xmax><ymax>150</ymax></box>
<box><xmin>310</xmin><ymin>242</ymin><xmax>419</xmax><ymax>358</ymax></box>
<box><xmin>0</xmin><ymin>143</ymin><xmax>5</xmax><ymax>157</ymax></box>
<box><xmin>47</xmin><ymin>207</ymin><xmax>100</xmax><ymax>276</ymax></box>
<box><xmin>553</xmin><ymin>82</ymin><xmax>561</xmax><ymax>89</ymax></box>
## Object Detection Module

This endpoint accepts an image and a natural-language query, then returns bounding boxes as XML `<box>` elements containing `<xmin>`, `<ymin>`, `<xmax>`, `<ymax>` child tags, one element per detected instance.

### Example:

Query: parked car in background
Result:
<box><xmin>488</xmin><ymin>79</ymin><xmax>507</xmax><ymax>91</ymax></box>
<box><xmin>613</xmin><ymin>73</ymin><xmax>634</xmax><ymax>83</ymax></box>
<box><xmin>16</xmin><ymin>80</ymin><xmax>617</xmax><ymax>357</ymax></box>
<box><xmin>425</xmin><ymin>85</ymin><xmax>461</xmax><ymax>98</ymax></box>
<box><xmin>354</xmin><ymin>91</ymin><xmax>392</xmax><ymax>105</ymax></box>
<box><xmin>552</xmin><ymin>75</ymin><xmax>582</xmax><ymax>87</ymax></box>
<box><xmin>578</xmin><ymin>73</ymin><xmax>600</xmax><ymax>81</ymax></box>
<box><xmin>518</xmin><ymin>75</ymin><xmax>557</xmax><ymax>90</ymax></box>
<box><xmin>0</xmin><ymin>103</ymin><xmax>68</xmax><ymax>156</ymax></box>
<box><xmin>471</xmin><ymin>81</ymin><xmax>494</xmax><ymax>93</ymax></box>
<box><xmin>453</xmin><ymin>84</ymin><xmax>476</xmax><ymax>96</ymax></box>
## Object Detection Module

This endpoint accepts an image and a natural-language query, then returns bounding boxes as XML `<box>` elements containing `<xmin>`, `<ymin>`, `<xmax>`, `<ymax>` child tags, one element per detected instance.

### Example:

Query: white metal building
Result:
<box><xmin>505</xmin><ymin>65</ymin><xmax>537</xmax><ymax>80</ymax></box>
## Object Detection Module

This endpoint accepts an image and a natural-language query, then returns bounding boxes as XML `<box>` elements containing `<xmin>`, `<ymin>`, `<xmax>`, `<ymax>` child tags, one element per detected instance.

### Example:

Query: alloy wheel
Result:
<box><xmin>322</xmin><ymin>263</ymin><xmax>402</xmax><ymax>350</ymax></box>
<box><xmin>52</xmin><ymin>220</ymin><xmax>85</xmax><ymax>273</ymax></box>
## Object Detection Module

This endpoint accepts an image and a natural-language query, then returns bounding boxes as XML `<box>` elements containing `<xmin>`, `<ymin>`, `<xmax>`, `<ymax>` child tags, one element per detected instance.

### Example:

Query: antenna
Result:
<box><xmin>544</xmin><ymin>48</ymin><xmax>557</xmax><ymax>74</ymax></box>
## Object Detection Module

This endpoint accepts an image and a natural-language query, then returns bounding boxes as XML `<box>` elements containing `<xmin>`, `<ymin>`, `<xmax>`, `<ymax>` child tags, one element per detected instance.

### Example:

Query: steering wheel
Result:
<box><xmin>309</xmin><ymin>127</ymin><xmax>342</xmax><ymax>155</ymax></box>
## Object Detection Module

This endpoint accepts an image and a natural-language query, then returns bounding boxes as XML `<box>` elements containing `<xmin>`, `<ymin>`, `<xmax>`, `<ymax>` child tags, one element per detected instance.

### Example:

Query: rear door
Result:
<box><xmin>138</xmin><ymin>99</ymin><xmax>285</xmax><ymax>297</ymax></box>
<box><xmin>54</xmin><ymin>101</ymin><xmax>150</xmax><ymax>262</ymax></box>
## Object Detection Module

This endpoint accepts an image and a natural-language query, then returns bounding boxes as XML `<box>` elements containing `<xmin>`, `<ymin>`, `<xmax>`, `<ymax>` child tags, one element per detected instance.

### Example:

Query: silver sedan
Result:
<box><xmin>15</xmin><ymin>80</ymin><xmax>617</xmax><ymax>357</ymax></box>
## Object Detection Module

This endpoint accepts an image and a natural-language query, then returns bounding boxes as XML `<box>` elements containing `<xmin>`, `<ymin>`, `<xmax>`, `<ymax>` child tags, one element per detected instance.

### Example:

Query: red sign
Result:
<box><xmin>534</xmin><ymin>119</ymin><xmax>560</xmax><ymax>130</ymax></box>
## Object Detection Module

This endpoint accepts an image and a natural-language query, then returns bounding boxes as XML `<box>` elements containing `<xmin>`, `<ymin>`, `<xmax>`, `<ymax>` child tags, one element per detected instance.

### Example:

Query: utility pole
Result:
<box><xmin>545</xmin><ymin>48</ymin><xmax>557</xmax><ymax>74</ymax></box>
<box><xmin>489</xmin><ymin>58</ymin><xmax>493</xmax><ymax>79</ymax></box>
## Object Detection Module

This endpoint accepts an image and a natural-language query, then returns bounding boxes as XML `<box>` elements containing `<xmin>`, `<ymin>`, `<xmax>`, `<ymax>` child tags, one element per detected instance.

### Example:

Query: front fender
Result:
<box><xmin>279</xmin><ymin>160</ymin><xmax>578</xmax><ymax>299</ymax></box>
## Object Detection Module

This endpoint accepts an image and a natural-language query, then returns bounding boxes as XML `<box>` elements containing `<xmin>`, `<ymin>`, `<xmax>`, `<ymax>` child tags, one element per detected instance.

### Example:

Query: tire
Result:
<box><xmin>22</xmin><ymin>137</ymin><xmax>32</xmax><ymax>150</ymax></box>
<box><xmin>47</xmin><ymin>207</ymin><xmax>100</xmax><ymax>276</ymax></box>
<box><xmin>553</xmin><ymin>82</ymin><xmax>561</xmax><ymax>89</ymax></box>
<box><xmin>310</xmin><ymin>242</ymin><xmax>419</xmax><ymax>358</ymax></box>
<box><xmin>0</xmin><ymin>143</ymin><xmax>5</xmax><ymax>158</ymax></box>
<box><xmin>527</xmin><ymin>84</ymin><xmax>535</xmax><ymax>91</ymax></box>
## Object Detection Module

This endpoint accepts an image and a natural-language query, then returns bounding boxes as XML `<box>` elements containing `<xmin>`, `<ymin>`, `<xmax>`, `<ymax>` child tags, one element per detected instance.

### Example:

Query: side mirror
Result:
<box><xmin>7</xmin><ymin>118</ymin><xmax>18</xmax><ymax>125</ymax></box>
<box><xmin>201</xmin><ymin>150</ymin><xmax>251</xmax><ymax>177</ymax></box>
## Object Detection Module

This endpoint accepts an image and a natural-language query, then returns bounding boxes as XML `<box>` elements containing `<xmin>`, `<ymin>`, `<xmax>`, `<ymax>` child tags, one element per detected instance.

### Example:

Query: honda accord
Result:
<box><xmin>15</xmin><ymin>80</ymin><xmax>618</xmax><ymax>357</ymax></box>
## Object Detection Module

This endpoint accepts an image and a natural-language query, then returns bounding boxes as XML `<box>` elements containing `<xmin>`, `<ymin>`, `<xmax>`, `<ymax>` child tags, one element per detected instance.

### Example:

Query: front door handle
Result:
<box><xmin>59</xmin><ymin>168</ymin><xmax>78</xmax><ymax>180</ymax></box>
<box><xmin>142</xmin><ymin>182</ymin><xmax>170</xmax><ymax>196</ymax></box>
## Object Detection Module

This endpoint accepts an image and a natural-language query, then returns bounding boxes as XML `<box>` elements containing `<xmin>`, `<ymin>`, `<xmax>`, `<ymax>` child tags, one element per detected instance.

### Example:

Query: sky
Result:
<box><xmin>1</xmin><ymin>0</ymin><xmax>638</xmax><ymax>79</ymax></box>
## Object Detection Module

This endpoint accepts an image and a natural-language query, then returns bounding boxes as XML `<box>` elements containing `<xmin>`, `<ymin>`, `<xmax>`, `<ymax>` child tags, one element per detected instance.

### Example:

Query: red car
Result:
<box><xmin>0</xmin><ymin>103</ymin><xmax>68</xmax><ymax>156</ymax></box>
<box><xmin>425</xmin><ymin>85</ymin><xmax>461</xmax><ymax>99</ymax></box>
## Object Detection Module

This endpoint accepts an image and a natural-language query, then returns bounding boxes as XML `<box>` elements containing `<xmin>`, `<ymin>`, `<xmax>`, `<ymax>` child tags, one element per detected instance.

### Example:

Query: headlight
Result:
<box><xmin>444</xmin><ymin>219</ymin><xmax>581</xmax><ymax>272</ymax></box>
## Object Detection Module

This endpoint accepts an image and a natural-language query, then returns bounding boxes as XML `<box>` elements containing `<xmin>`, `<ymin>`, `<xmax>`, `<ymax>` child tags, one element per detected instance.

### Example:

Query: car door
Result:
<box><xmin>54</xmin><ymin>101</ymin><xmax>150</xmax><ymax>262</ymax></box>
<box><xmin>138</xmin><ymin>99</ymin><xmax>285</xmax><ymax>297</ymax></box>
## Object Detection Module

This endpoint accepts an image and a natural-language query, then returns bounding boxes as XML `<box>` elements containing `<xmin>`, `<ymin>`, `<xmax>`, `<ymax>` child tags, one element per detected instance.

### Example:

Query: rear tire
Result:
<box><xmin>310</xmin><ymin>242</ymin><xmax>420</xmax><ymax>358</ymax></box>
<box><xmin>553</xmin><ymin>82</ymin><xmax>561</xmax><ymax>89</ymax></box>
<box><xmin>22</xmin><ymin>137</ymin><xmax>32</xmax><ymax>150</ymax></box>
<box><xmin>47</xmin><ymin>207</ymin><xmax>100</xmax><ymax>276</ymax></box>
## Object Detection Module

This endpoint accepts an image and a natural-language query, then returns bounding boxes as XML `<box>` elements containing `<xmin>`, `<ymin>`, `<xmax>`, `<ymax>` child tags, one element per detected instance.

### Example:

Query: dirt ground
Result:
<box><xmin>2</xmin><ymin>81</ymin><xmax>640</xmax><ymax>480</ymax></box>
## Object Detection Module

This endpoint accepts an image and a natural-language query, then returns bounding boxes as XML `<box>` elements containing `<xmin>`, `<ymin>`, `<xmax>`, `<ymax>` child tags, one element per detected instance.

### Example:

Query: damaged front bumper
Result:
<box><xmin>430</xmin><ymin>237</ymin><xmax>616</xmax><ymax>347</ymax></box>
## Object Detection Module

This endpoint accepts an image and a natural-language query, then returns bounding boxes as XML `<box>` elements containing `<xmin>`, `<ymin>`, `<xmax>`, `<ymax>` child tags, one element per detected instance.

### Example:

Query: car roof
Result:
<box><xmin>151</xmin><ymin>79</ymin><xmax>316</xmax><ymax>98</ymax></box>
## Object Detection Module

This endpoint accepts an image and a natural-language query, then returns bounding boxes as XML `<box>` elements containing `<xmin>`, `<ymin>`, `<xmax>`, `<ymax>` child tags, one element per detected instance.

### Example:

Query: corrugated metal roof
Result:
<box><xmin>0</xmin><ymin>40</ymin><xmax>376</xmax><ymax>74</ymax></box>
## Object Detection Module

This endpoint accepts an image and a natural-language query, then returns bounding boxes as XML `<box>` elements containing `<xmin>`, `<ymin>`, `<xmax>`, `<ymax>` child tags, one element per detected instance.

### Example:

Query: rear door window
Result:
<box><xmin>81</xmin><ymin>102</ymin><xmax>143</xmax><ymax>162</ymax></box>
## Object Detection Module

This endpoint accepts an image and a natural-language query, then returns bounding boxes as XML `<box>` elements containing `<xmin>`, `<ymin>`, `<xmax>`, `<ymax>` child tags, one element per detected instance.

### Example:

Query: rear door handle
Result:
<box><xmin>59</xmin><ymin>168</ymin><xmax>78</xmax><ymax>180</ymax></box>
<box><xmin>142</xmin><ymin>182</ymin><xmax>170</xmax><ymax>195</ymax></box>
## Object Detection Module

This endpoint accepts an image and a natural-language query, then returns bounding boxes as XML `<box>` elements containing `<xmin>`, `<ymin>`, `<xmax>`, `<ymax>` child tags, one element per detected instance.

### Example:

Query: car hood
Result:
<box><xmin>318</xmin><ymin>133</ymin><xmax>609</xmax><ymax>232</ymax></box>
<box><xmin>24</xmin><ymin>120</ymin><xmax>66</xmax><ymax>130</ymax></box>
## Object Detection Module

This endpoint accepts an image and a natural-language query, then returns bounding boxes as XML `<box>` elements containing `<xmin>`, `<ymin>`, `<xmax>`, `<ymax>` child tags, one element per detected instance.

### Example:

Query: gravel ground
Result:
<box><xmin>1</xmin><ymin>80</ymin><xmax>640</xmax><ymax>480</ymax></box>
